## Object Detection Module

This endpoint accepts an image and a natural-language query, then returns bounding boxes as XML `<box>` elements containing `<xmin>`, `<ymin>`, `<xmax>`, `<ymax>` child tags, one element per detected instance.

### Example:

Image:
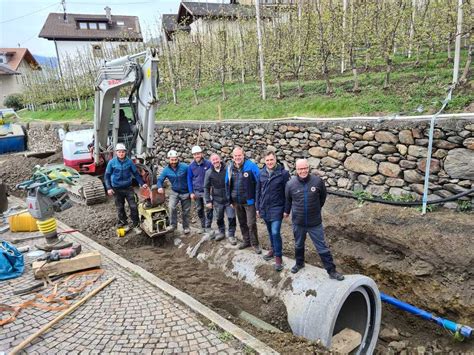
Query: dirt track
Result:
<box><xmin>1</xmin><ymin>152</ymin><xmax>473</xmax><ymax>353</ymax></box>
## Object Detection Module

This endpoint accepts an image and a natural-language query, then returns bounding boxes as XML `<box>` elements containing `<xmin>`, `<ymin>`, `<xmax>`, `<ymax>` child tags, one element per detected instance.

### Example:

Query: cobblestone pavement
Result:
<box><xmin>0</xmin><ymin>210</ymin><xmax>256</xmax><ymax>354</ymax></box>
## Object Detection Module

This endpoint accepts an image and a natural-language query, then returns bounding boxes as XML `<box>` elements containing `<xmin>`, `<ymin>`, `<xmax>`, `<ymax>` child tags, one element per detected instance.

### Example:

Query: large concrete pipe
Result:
<box><xmin>190</xmin><ymin>242</ymin><xmax>381</xmax><ymax>353</ymax></box>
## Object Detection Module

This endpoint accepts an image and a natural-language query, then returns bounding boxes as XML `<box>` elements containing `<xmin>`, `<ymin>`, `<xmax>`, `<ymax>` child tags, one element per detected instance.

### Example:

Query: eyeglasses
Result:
<box><xmin>296</xmin><ymin>167</ymin><xmax>309</xmax><ymax>171</ymax></box>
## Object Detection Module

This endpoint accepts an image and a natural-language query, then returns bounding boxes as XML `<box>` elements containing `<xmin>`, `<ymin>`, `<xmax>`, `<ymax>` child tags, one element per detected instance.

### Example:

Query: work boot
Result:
<box><xmin>117</xmin><ymin>220</ymin><xmax>127</xmax><ymax>228</ymax></box>
<box><xmin>166</xmin><ymin>225</ymin><xmax>176</xmax><ymax>232</ymax></box>
<box><xmin>228</xmin><ymin>237</ymin><xmax>237</xmax><ymax>246</ymax></box>
<box><xmin>263</xmin><ymin>250</ymin><xmax>274</xmax><ymax>261</ymax></box>
<box><xmin>254</xmin><ymin>245</ymin><xmax>262</xmax><ymax>255</ymax></box>
<box><xmin>328</xmin><ymin>270</ymin><xmax>345</xmax><ymax>281</ymax></box>
<box><xmin>133</xmin><ymin>226</ymin><xmax>142</xmax><ymax>235</ymax></box>
<box><xmin>238</xmin><ymin>242</ymin><xmax>250</xmax><ymax>250</ymax></box>
<box><xmin>183</xmin><ymin>228</ymin><xmax>191</xmax><ymax>235</ymax></box>
<box><xmin>215</xmin><ymin>232</ymin><xmax>225</xmax><ymax>241</ymax></box>
<box><xmin>274</xmin><ymin>257</ymin><xmax>283</xmax><ymax>272</ymax></box>
<box><xmin>290</xmin><ymin>263</ymin><xmax>305</xmax><ymax>274</ymax></box>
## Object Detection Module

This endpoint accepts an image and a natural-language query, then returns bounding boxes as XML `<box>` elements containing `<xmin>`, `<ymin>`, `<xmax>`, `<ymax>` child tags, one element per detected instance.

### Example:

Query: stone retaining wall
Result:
<box><xmin>23</xmin><ymin>117</ymin><xmax>474</xmax><ymax>203</ymax></box>
<box><xmin>153</xmin><ymin>118</ymin><xmax>474</xmax><ymax>203</ymax></box>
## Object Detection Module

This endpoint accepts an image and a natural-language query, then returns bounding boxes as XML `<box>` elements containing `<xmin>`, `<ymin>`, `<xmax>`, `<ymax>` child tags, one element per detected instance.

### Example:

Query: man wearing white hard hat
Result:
<box><xmin>105</xmin><ymin>143</ymin><xmax>148</xmax><ymax>234</ymax></box>
<box><xmin>157</xmin><ymin>150</ymin><xmax>191</xmax><ymax>234</ymax></box>
<box><xmin>188</xmin><ymin>146</ymin><xmax>213</xmax><ymax>235</ymax></box>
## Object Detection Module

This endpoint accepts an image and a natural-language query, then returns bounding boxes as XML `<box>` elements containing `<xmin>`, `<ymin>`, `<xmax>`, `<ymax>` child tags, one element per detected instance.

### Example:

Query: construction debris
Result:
<box><xmin>33</xmin><ymin>251</ymin><xmax>101</xmax><ymax>278</ymax></box>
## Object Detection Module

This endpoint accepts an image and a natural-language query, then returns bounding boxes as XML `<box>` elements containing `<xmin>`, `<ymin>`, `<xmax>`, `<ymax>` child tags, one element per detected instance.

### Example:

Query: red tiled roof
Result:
<box><xmin>0</xmin><ymin>48</ymin><xmax>40</xmax><ymax>72</ymax></box>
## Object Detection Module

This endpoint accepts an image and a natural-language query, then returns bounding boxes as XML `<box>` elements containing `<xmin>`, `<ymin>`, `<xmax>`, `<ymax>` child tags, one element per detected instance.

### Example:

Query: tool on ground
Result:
<box><xmin>9</xmin><ymin>276</ymin><xmax>116</xmax><ymax>355</ymax></box>
<box><xmin>37</xmin><ymin>244</ymin><xmax>82</xmax><ymax>262</ymax></box>
<box><xmin>381</xmin><ymin>292</ymin><xmax>472</xmax><ymax>340</ymax></box>
<box><xmin>16</xmin><ymin>165</ymin><xmax>79</xmax><ymax>251</ymax></box>
<box><xmin>13</xmin><ymin>274</ymin><xmax>65</xmax><ymax>296</ymax></box>
<box><xmin>0</xmin><ymin>268</ymin><xmax>105</xmax><ymax>327</ymax></box>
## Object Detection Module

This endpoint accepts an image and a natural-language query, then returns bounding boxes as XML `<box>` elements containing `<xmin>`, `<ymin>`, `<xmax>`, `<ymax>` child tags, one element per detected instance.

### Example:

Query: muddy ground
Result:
<box><xmin>1</xmin><ymin>152</ymin><xmax>473</xmax><ymax>354</ymax></box>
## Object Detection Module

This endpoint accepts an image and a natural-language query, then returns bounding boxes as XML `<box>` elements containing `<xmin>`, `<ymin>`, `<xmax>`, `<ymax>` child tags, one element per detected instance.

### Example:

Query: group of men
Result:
<box><xmin>105</xmin><ymin>143</ymin><xmax>344</xmax><ymax>281</ymax></box>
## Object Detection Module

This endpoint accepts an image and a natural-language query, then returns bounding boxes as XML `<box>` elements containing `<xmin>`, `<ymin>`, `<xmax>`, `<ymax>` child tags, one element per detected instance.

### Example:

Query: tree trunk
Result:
<box><xmin>383</xmin><ymin>56</ymin><xmax>392</xmax><ymax>89</ymax></box>
<box><xmin>255</xmin><ymin>0</ymin><xmax>266</xmax><ymax>100</ymax></box>
<box><xmin>163</xmin><ymin>34</ymin><xmax>178</xmax><ymax>104</ymax></box>
<box><xmin>459</xmin><ymin>44</ymin><xmax>472</xmax><ymax>84</ymax></box>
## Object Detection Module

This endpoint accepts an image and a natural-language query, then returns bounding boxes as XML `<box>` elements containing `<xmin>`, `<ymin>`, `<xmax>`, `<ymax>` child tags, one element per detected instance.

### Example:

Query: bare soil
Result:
<box><xmin>1</xmin><ymin>152</ymin><xmax>473</xmax><ymax>354</ymax></box>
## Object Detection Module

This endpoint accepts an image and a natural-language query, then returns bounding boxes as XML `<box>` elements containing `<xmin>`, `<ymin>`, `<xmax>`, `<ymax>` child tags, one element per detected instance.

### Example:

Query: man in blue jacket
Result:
<box><xmin>284</xmin><ymin>159</ymin><xmax>344</xmax><ymax>281</ymax></box>
<box><xmin>257</xmin><ymin>151</ymin><xmax>290</xmax><ymax>271</ymax></box>
<box><xmin>225</xmin><ymin>147</ymin><xmax>261</xmax><ymax>253</ymax></box>
<box><xmin>188</xmin><ymin>146</ymin><xmax>213</xmax><ymax>235</ymax></box>
<box><xmin>157</xmin><ymin>150</ymin><xmax>191</xmax><ymax>234</ymax></box>
<box><xmin>105</xmin><ymin>143</ymin><xmax>148</xmax><ymax>234</ymax></box>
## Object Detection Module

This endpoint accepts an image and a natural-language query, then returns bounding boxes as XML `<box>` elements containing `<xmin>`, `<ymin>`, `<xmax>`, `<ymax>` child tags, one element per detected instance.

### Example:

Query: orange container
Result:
<box><xmin>8</xmin><ymin>212</ymin><xmax>39</xmax><ymax>232</ymax></box>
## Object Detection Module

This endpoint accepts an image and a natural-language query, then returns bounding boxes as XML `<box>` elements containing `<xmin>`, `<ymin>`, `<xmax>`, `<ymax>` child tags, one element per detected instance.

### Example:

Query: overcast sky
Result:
<box><xmin>0</xmin><ymin>0</ymin><xmax>222</xmax><ymax>57</ymax></box>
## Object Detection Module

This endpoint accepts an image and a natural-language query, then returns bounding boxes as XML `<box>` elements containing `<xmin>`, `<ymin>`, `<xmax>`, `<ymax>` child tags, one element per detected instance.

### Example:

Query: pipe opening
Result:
<box><xmin>333</xmin><ymin>286</ymin><xmax>374</xmax><ymax>353</ymax></box>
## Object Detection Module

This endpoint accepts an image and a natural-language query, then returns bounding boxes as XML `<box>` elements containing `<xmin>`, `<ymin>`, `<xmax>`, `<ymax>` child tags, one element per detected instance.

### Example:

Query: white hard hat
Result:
<box><xmin>167</xmin><ymin>150</ymin><xmax>178</xmax><ymax>158</ymax></box>
<box><xmin>115</xmin><ymin>143</ymin><xmax>127</xmax><ymax>151</ymax></box>
<box><xmin>191</xmin><ymin>146</ymin><xmax>202</xmax><ymax>154</ymax></box>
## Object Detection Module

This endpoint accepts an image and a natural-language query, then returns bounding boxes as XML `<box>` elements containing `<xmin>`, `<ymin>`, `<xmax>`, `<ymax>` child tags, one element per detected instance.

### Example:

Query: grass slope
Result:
<box><xmin>19</xmin><ymin>52</ymin><xmax>473</xmax><ymax>122</ymax></box>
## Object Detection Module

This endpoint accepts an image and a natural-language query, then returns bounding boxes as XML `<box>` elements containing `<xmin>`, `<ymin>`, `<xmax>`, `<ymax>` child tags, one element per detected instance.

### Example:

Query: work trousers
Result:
<box><xmin>194</xmin><ymin>192</ymin><xmax>213</xmax><ymax>229</ymax></box>
<box><xmin>292</xmin><ymin>223</ymin><xmax>336</xmax><ymax>273</ymax></box>
<box><xmin>264</xmin><ymin>219</ymin><xmax>283</xmax><ymax>257</ymax></box>
<box><xmin>169</xmin><ymin>190</ymin><xmax>191</xmax><ymax>229</ymax></box>
<box><xmin>214</xmin><ymin>202</ymin><xmax>236</xmax><ymax>237</ymax></box>
<box><xmin>113</xmin><ymin>187</ymin><xmax>139</xmax><ymax>226</ymax></box>
<box><xmin>234</xmin><ymin>203</ymin><xmax>259</xmax><ymax>246</ymax></box>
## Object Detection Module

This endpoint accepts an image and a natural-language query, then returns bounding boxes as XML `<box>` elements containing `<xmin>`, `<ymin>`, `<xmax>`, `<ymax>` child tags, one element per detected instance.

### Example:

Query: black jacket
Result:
<box><xmin>257</xmin><ymin>164</ymin><xmax>290</xmax><ymax>221</ymax></box>
<box><xmin>204</xmin><ymin>164</ymin><xmax>228</xmax><ymax>205</ymax></box>
<box><xmin>285</xmin><ymin>174</ymin><xmax>327</xmax><ymax>227</ymax></box>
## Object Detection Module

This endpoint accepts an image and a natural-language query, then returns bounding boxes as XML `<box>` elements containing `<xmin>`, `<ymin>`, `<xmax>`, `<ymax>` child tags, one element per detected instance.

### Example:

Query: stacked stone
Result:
<box><xmin>154</xmin><ymin>120</ymin><xmax>474</xmax><ymax>206</ymax></box>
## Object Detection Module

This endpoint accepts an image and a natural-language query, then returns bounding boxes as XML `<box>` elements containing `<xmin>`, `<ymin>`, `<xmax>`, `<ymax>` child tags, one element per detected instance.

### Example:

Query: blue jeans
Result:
<box><xmin>264</xmin><ymin>219</ymin><xmax>283</xmax><ymax>257</ymax></box>
<box><xmin>292</xmin><ymin>223</ymin><xmax>336</xmax><ymax>273</ymax></box>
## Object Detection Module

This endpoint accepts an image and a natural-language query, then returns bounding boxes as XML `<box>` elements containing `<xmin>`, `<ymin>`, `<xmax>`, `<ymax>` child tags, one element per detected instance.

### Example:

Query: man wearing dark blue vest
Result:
<box><xmin>284</xmin><ymin>159</ymin><xmax>344</xmax><ymax>280</ymax></box>
<box><xmin>225</xmin><ymin>147</ymin><xmax>261</xmax><ymax>254</ymax></box>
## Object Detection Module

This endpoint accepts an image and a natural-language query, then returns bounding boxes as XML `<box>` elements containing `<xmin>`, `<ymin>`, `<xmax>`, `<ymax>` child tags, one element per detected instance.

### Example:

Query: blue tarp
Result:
<box><xmin>0</xmin><ymin>240</ymin><xmax>24</xmax><ymax>280</ymax></box>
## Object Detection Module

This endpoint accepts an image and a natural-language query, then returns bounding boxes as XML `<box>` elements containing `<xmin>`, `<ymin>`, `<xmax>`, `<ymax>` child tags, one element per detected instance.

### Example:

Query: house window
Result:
<box><xmin>117</xmin><ymin>21</ymin><xmax>125</xmax><ymax>26</ymax></box>
<box><xmin>89</xmin><ymin>22</ymin><xmax>98</xmax><ymax>30</ymax></box>
<box><xmin>98</xmin><ymin>22</ymin><xmax>107</xmax><ymax>30</ymax></box>
<box><xmin>79</xmin><ymin>22</ymin><xmax>88</xmax><ymax>29</ymax></box>
<box><xmin>92</xmin><ymin>44</ymin><xmax>103</xmax><ymax>58</ymax></box>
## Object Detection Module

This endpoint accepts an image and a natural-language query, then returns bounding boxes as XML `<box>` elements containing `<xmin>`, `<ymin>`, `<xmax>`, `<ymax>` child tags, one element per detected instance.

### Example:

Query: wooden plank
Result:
<box><xmin>32</xmin><ymin>251</ymin><xmax>101</xmax><ymax>279</ymax></box>
<box><xmin>23</xmin><ymin>150</ymin><xmax>56</xmax><ymax>158</ymax></box>
<box><xmin>331</xmin><ymin>328</ymin><xmax>362</xmax><ymax>353</ymax></box>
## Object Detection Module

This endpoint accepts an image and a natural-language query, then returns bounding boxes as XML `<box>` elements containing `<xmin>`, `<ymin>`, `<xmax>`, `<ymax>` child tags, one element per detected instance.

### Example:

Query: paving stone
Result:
<box><xmin>0</xmin><ymin>220</ymin><xmax>247</xmax><ymax>354</ymax></box>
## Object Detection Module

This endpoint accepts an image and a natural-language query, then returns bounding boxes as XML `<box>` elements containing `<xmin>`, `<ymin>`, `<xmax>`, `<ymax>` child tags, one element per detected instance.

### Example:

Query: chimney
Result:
<box><xmin>105</xmin><ymin>6</ymin><xmax>112</xmax><ymax>23</ymax></box>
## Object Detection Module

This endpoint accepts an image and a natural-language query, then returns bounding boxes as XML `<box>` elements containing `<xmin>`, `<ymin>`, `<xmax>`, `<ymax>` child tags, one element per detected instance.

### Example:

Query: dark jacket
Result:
<box><xmin>105</xmin><ymin>157</ymin><xmax>144</xmax><ymax>190</ymax></box>
<box><xmin>157</xmin><ymin>162</ymin><xmax>189</xmax><ymax>194</ymax></box>
<box><xmin>285</xmin><ymin>174</ymin><xmax>327</xmax><ymax>227</ymax></box>
<box><xmin>187</xmin><ymin>159</ymin><xmax>212</xmax><ymax>194</ymax></box>
<box><xmin>257</xmin><ymin>164</ymin><xmax>290</xmax><ymax>221</ymax></box>
<box><xmin>203</xmin><ymin>163</ymin><xmax>228</xmax><ymax>205</ymax></box>
<box><xmin>225</xmin><ymin>159</ymin><xmax>260</xmax><ymax>206</ymax></box>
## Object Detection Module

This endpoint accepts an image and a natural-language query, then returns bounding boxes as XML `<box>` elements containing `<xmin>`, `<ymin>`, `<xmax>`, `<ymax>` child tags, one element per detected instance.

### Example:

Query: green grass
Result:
<box><xmin>17</xmin><ymin>51</ymin><xmax>473</xmax><ymax>122</ymax></box>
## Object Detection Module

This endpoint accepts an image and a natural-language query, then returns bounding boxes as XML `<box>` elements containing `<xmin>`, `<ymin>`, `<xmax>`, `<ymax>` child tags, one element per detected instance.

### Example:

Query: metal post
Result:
<box><xmin>452</xmin><ymin>0</ymin><xmax>463</xmax><ymax>85</ymax></box>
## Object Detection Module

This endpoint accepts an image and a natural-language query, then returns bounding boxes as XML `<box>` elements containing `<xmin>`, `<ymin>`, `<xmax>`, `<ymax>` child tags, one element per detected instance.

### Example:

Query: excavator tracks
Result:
<box><xmin>65</xmin><ymin>175</ymin><xmax>107</xmax><ymax>206</ymax></box>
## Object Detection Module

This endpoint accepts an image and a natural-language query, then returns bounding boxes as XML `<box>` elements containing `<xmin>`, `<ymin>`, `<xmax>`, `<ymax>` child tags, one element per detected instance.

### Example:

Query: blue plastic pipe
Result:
<box><xmin>380</xmin><ymin>292</ymin><xmax>472</xmax><ymax>339</ymax></box>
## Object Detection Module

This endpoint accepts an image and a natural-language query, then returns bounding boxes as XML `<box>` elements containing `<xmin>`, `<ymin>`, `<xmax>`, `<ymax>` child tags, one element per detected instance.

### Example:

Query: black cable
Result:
<box><xmin>327</xmin><ymin>187</ymin><xmax>474</xmax><ymax>206</ymax></box>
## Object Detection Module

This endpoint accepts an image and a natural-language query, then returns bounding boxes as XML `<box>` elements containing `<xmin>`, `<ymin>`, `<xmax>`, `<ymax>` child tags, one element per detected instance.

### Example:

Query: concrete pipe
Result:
<box><xmin>192</xmin><ymin>244</ymin><xmax>381</xmax><ymax>353</ymax></box>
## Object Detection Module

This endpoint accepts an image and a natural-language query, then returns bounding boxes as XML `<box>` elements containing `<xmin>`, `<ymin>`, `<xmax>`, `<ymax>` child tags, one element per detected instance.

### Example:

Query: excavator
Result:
<box><xmin>57</xmin><ymin>48</ymin><xmax>169</xmax><ymax>238</ymax></box>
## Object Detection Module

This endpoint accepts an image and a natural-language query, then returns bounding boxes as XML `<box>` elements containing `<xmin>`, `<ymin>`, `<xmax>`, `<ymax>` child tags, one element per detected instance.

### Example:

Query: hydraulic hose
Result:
<box><xmin>327</xmin><ymin>187</ymin><xmax>474</xmax><ymax>207</ymax></box>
